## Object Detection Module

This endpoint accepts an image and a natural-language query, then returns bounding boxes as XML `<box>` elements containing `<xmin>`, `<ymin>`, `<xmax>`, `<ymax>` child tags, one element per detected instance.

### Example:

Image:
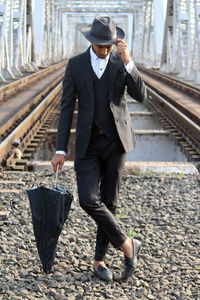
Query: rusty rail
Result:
<box><xmin>146</xmin><ymin>86</ymin><xmax>200</xmax><ymax>162</ymax></box>
<box><xmin>0</xmin><ymin>60</ymin><xmax>67</xmax><ymax>103</ymax></box>
<box><xmin>0</xmin><ymin>83</ymin><xmax>62</xmax><ymax>170</ymax></box>
<box><xmin>137</xmin><ymin>65</ymin><xmax>200</xmax><ymax>100</ymax></box>
<box><xmin>1</xmin><ymin>62</ymin><xmax>200</xmax><ymax>171</ymax></box>
<box><xmin>0</xmin><ymin>73</ymin><xmax>63</xmax><ymax>141</ymax></box>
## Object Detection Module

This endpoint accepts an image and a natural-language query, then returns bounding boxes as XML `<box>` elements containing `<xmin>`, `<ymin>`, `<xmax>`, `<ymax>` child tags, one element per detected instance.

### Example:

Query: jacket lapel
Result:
<box><xmin>80</xmin><ymin>48</ymin><xmax>122</xmax><ymax>103</ymax></box>
<box><xmin>81</xmin><ymin>47</ymin><xmax>94</xmax><ymax>105</ymax></box>
<box><xmin>108</xmin><ymin>50</ymin><xmax>122</xmax><ymax>100</ymax></box>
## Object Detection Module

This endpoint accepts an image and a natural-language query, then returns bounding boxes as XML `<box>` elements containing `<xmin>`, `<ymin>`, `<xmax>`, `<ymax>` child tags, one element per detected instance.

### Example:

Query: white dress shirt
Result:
<box><xmin>56</xmin><ymin>47</ymin><xmax>134</xmax><ymax>156</ymax></box>
<box><xmin>89</xmin><ymin>46</ymin><xmax>134</xmax><ymax>78</ymax></box>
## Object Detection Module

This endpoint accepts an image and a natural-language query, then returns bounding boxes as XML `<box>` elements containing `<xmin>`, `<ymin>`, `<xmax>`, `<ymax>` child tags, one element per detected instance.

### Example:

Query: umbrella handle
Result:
<box><xmin>55</xmin><ymin>164</ymin><xmax>59</xmax><ymax>187</ymax></box>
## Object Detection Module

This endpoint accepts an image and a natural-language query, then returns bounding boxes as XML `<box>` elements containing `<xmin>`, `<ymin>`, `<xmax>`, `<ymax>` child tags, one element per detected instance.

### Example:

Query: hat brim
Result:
<box><xmin>81</xmin><ymin>25</ymin><xmax>125</xmax><ymax>45</ymax></box>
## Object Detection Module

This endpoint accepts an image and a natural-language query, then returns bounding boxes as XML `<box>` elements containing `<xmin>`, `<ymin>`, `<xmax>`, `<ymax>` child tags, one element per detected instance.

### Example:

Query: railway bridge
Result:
<box><xmin>0</xmin><ymin>0</ymin><xmax>200</xmax><ymax>172</ymax></box>
<box><xmin>1</xmin><ymin>0</ymin><xmax>200</xmax><ymax>83</ymax></box>
<box><xmin>0</xmin><ymin>2</ymin><xmax>200</xmax><ymax>299</ymax></box>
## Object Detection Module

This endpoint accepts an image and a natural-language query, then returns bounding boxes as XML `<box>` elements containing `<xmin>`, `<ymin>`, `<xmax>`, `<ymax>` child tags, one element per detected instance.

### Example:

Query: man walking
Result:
<box><xmin>51</xmin><ymin>16</ymin><xmax>147</xmax><ymax>281</ymax></box>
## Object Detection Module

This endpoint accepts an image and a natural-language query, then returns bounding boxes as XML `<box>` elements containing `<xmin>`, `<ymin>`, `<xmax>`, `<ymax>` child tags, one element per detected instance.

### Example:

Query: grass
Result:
<box><xmin>127</xmin><ymin>230</ymin><xmax>137</xmax><ymax>238</ymax></box>
<box><xmin>116</xmin><ymin>213</ymin><xmax>127</xmax><ymax>218</ymax></box>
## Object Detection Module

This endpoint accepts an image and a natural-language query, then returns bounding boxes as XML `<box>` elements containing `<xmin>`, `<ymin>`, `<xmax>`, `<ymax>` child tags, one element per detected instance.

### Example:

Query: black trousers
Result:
<box><xmin>75</xmin><ymin>130</ymin><xmax>127</xmax><ymax>261</ymax></box>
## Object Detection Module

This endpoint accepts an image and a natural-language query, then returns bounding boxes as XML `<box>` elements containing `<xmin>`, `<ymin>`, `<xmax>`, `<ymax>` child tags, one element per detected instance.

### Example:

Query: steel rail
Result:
<box><xmin>0</xmin><ymin>82</ymin><xmax>62</xmax><ymax>165</ymax></box>
<box><xmin>0</xmin><ymin>60</ymin><xmax>67</xmax><ymax>103</ymax></box>
<box><xmin>147</xmin><ymin>86</ymin><xmax>200</xmax><ymax>137</ymax></box>
<box><xmin>1</xmin><ymin>65</ymin><xmax>200</xmax><ymax>170</ymax></box>
<box><xmin>146</xmin><ymin>86</ymin><xmax>200</xmax><ymax>156</ymax></box>
<box><xmin>138</xmin><ymin>65</ymin><xmax>200</xmax><ymax>99</ymax></box>
<box><xmin>0</xmin><ymin>73</ymin><xmax>64</xmax><ymax>140</ymax></box>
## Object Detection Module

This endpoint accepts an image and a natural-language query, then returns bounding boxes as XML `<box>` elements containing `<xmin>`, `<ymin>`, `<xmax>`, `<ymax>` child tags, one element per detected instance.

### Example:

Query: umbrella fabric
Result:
<box><xmin>27</xmin><ymin>185</ymin><xmax>73</xmax><ymax>273</ymax></box>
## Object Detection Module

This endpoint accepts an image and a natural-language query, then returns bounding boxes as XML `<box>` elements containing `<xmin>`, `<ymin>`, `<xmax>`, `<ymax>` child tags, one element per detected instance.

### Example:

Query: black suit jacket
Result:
<box><xmin>56</xmin><ymin>47</ymin><xmax>147</xmax><ymax>159</ymax></box>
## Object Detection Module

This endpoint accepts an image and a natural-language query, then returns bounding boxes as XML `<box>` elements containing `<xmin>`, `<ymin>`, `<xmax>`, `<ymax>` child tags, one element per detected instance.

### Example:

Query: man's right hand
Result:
<box><xmin>51</xmin><ymin>154</ymin><xmax>66</xmax><ymax>173</ymax></box>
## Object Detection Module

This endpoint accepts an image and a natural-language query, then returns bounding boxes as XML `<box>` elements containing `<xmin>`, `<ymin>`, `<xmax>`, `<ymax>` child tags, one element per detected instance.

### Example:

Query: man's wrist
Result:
<box><xmin>124</xmin><ymin>60</ymin><xmax>134</xmax><ymax>73</ymax></box>
<box><xmin>56</xmin><ymin>150</ymin><xmax>66</xmax><ymax>156</ymax></box>
<box><xmin>123</xmin><ymin>56</ymin><xmax>132</xmax><ymax>65</ymax></box>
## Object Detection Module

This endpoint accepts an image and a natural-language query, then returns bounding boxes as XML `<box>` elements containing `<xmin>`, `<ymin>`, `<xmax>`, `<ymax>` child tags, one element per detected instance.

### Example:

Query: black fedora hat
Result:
<box><xmin>81</xmin><ymin>16</ymin><xmax>125</xmax><ymax>45</ymax></box>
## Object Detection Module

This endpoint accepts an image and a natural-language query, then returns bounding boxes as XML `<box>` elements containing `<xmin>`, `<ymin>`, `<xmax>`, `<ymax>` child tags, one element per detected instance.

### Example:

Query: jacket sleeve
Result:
<box><xmin>56</xmin><ymin>60</ymin><xmax>76</xmax><ymax>152</ymax></box>
<box><xmin>125</xmin><ymin>64</ymin><xmax>147</xmax><ymax>102</ymax></box>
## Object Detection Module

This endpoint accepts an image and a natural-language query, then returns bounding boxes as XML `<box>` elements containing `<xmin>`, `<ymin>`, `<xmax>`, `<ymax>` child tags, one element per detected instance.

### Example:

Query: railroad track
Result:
<box><xmin>0</xmin><ymin>82</ymin><xmax>62</xmax><ymax>170</ymax></box>
<box><xmin>138</xmin><ymin>66</ymin><xmax>200</xmax><ymax>167</ymax></box>
<box><xmin>0</xmin><ymin>60</ymin><xmax>67</xmax><ymax>170</ymax></box>
<box><xmin>0</xmin><ymin>63</ymin><xmax>199</xmax><ymax>171</ymax></box>
<box><xmin>0</xmin><ymin>60</ymin><xmax>67</xmax><ymax>103</ymax></box>
<box><xmin>138</xmin><ymin>66</ymin><xmax>200</xmax><ymax>125</ymax></box>
<box><xmin>138</xmin><ymin>65</ymin><xmax>200</xmax><ymax>100</ymax></box>
<box><xmin>0</xmin><ymin>61</ymin><xmax>67</xmax><ymax>142</ymax></box>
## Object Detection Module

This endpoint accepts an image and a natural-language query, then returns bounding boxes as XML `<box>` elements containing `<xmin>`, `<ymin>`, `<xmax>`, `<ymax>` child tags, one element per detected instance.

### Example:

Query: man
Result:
<box><xmin>51</xmin><ymin>16</ymin><xmax>147</xmax><ymax>281</ymax></box>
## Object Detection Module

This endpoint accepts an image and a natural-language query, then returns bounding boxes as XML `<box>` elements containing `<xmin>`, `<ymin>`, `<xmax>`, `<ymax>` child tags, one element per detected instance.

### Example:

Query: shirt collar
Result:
<box><xmin>90</xmin><ymin>46</ymin><xmax>110</xmax><ymax>61</ymax></box>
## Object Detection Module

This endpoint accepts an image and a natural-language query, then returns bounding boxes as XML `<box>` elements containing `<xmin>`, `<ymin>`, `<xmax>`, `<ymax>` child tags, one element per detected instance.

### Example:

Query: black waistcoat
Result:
<box><xmin>91</xmin><ymin>63</ymin><xmax>118</xmax><ymax>140</ymax></box>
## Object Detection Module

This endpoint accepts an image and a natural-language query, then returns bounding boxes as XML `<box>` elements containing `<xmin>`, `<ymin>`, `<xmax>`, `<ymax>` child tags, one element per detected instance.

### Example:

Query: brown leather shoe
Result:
<box><xmin>122</xmin><ymin>239</ymin><xmax>141</xmax><ymax>280</ymax></box>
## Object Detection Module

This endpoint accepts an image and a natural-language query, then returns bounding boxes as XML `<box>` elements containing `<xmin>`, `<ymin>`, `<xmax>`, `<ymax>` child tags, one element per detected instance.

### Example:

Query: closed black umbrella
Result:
<box><xmin>27</xmin><ymin>169</ymin><xmax>73</xmax><ymax>273</ymax></box>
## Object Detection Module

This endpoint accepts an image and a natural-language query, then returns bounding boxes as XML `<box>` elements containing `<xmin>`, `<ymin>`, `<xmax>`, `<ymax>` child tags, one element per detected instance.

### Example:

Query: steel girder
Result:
<box><xmin>161</xmin><ymin>0</ymin><xmax>200</xmax><ymax>82</ymax></box>
<box><xmin>62</xmin><ymin>14</ymin><xmax>130</xmax><ymax>58</ymax></box>
<box><xmin>39</xmin><ymin>0</ymin><xmax>158</xmax><ymax>65</ymax></box>
<box><xmin>52</xmin><ymin>0</ymin><xmax>145</xmax><ymax>13</ymax></box>
<box><xmin>132</xmin><ymin>0</ymin><xmax>156</xmax><ymax>65</ymax></box>
<box><xmin>39</xmin><ymin>0</ymin><xmax>63</xmax><ymax>65</ymax></box>
<box><xmin>0</xmin><ymin>0</ymin><xmax>163</xmax><ymax>81</ymax></box>
<box><xmin>0</xmin><ymin>0</ymin><xmax>36</xmax><ymax>82</ymax></box>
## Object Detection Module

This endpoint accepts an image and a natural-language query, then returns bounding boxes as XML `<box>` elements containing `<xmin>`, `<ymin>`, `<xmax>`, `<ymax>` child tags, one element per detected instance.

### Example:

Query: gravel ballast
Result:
<box><xmin>0</xmin><ymin>169</ymin><xmax>199</xmax><ymax>300</ymax></box>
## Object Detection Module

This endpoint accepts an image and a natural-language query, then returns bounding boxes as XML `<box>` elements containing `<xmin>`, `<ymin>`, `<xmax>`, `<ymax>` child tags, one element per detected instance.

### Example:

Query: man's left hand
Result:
<box><xmin>116</xmin><ymin>39</ymin><xmax>131</xmax><ymax>65</ymax></box>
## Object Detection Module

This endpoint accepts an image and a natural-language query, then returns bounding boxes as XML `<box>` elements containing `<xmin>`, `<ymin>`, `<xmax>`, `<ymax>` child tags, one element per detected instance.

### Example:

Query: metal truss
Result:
<box><xmin>53</xmin><ymin>0</ymin><xmax>144</xmax><ymax>13</ymax></box>
<box><xmin>38</xmin><ymin>0</ymin><xmax>158</xmax><ymax>66</ymax></box>
<box><xmin>60</xmin><ymin>13</ymin><xmax>130</xmax><ymax>58</ymax></box>
<box><xmin>0</xmin><ymin>0</ymin><xmax>158</xmax><ymax>81</ymax></box>
<box><xmin>132</xmin><ymin>0</ymin><xmax>156</xmax><ymax>65</ymax></box>
<box><xmin>0</xmin><ymin>0</ymin><xmax>36</xmax><ymax>82</ymax></box>
<box><xmin>39</xmin><ymin>0</ymin><xmax>63</xmax><ymax>65</ymax></box>
<box><xmin>6</xmin><ymin>0</ymin><xmax>200</xmax><ymax>83</ymax></box>
<box><xmin>161</xmin><ymin>0</ymin><xmax>200</xmax><ymax>82</ymax></box>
